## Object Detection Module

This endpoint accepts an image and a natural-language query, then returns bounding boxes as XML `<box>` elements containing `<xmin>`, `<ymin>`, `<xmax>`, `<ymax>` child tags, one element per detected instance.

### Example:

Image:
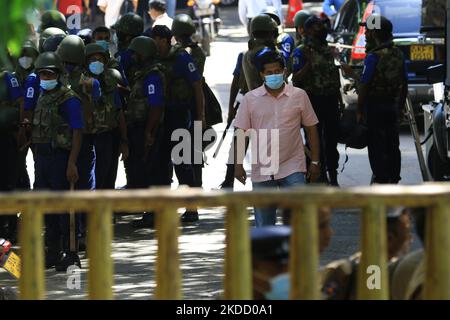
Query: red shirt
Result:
<box><xmin>58</xmin><ymin>0</ymin><xmax>83</xmax><ymax>15</ymax></box>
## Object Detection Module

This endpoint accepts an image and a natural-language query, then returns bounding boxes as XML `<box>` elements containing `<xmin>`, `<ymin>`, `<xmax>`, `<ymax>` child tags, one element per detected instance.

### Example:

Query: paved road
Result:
<box><xmin>0</xmin><ymin>4</ymin><xmax>423</xmax><ymax>299</ymax></box>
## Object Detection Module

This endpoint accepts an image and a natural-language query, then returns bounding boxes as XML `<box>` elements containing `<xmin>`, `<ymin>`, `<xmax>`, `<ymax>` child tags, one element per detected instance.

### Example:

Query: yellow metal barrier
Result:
<box><xmin>1</xmin><ymin>184</ymin><xmax>450</xmax><ymax>300</ymax></box>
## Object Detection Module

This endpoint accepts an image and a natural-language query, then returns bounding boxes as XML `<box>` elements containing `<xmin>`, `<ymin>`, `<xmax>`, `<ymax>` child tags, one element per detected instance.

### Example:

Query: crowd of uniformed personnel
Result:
<box><xmin>0</xmin><ymin>4</ymin><xmax>409</xmax><ymax>279</ymax></box>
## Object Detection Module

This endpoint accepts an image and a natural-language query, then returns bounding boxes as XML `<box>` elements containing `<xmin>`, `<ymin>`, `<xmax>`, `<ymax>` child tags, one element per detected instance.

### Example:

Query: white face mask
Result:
<box><xmin>18</xmin><ymin>56</ymin><xmax>33</xmax><ymax>70</ymax></box>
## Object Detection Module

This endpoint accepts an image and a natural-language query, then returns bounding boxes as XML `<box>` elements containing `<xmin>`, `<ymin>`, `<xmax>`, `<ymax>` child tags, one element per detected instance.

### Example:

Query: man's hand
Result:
<box><xmin>307</xmin><ymin>163</ymin><xmax>320</xmax><ymax>183</ymax></box>
<box><xmin>66</xmin><ymin>161</ymin><xmax>79</xmax><ymax>184</ymax></box>
<box><xmin>234</xmin><ymin>164</ymin><xmax>246</xmax><ymax>185</ymax></box>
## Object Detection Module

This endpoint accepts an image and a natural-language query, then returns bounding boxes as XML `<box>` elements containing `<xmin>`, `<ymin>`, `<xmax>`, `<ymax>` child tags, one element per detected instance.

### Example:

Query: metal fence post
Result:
<box><xmin>224</xmin><ymin>204</ymin><xmax>252</xmax><ymax>299</ymax></box>
<box><xmin>87</xmin><ymin>202</ymin><xmax>114</xmax><ymax>300</ymax></box>
<box><xmin>19</xmin><ymin>205</ymin><xmax>45</xmax><ymax>300</ymax></box>
<box><xmin>155</xmin><ymin>206</ymin><xmax>182</xmax><ymax>299</ymax></box>
<box><xmin>290</xmin><ymin>203</ymin><xmax>319</xmax><ymax>299</ymax></box>
<box><xmin>424</xmin><ymin>202</ymin><xmax>450</xmax><ymax>299</ymax></box>
<box><xmin>357</xmin><ymin>201</ymin><xmax>388</xmax><ymax>299</ymax></box>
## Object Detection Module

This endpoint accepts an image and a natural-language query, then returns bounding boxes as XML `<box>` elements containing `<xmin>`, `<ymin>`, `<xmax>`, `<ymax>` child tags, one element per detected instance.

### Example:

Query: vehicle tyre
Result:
<box><xmin>428</xmin><ymin>144</ymin><xmax>450</xmax><ymax>181</ymax></box>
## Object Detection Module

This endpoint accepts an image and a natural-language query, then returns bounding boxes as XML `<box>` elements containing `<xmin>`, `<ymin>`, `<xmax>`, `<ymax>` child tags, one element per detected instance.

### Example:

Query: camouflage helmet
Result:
<box><xmin>294</xmin><ymin>10</ymin><xmax>312</xmax><ymax>30</ymax></box>
<box><xmin>42</xmin><ymin>34</ymin><xmax>66</xmax><ymax>53</ymax></box>
<box><xmin>250</xmin><ymin>14</ymin><xmax>278</xmax><ymax>34</ymax></box>
<box><xmin>172</xmin><ymin>14</ymin><xmax>196</xmax><ymax>37</ymax></box>
<box><xmin>39</xmin><ymin>27</ymin><xmax>66</xmax><ymax>53</ymax></box>
<box><xmin>56</xmin><ymin>35</ymin><xmax>86</xmax><ymax>64</ymax></box>
<box><xmin>128</xmin><ymin>36</ymin><xmax>158</xmax><ymax>59</ymax></box>
<box><xmin>21</xmin><ymin>40</ymin><xmax>39</xmax><ymax>58</ymax></box>
<box><xmin>112</xmin><ymin>13</ymin><xmax>144</xmax><ymax>36</ymax></box>
<box><xmin>34</xmin><ymin>52</ymin><xmax>64</xmax><ymax>73</ymax></box>
<box><xmin>85</xmin><ymin>43</ymin><xmax>109</xmax><ymax>61</ymax></box>
<box><xmin>39</xmin><ymin>10</ymin><xmax>67</xmax><ymax>32</ymax></box>
<box><xmin>261</xmin><ymin>6</ymin><xmax>281</xmax><ymax>26</ymax></box>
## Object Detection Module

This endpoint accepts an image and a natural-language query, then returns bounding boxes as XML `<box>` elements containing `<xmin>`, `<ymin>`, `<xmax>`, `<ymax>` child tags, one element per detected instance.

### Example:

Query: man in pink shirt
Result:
<box><xmin>234</xmin><ymin>48</ymin><xmax>320</xmax><ymax>227</ymax></box>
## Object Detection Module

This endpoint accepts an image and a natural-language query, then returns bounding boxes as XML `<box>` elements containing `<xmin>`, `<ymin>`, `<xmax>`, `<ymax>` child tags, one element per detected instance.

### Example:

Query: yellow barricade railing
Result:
<box><xmin>0</xmin><ymin>184</ymin><xmax>449</xmax><ymax>300</ymax></box>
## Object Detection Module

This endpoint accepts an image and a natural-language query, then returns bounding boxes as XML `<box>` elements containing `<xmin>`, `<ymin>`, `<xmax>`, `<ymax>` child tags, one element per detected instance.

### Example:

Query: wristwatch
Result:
<box><xmin>311</xmin><ymin>161</ymin><xmax>320</xmax><ymax>166</ymax></box>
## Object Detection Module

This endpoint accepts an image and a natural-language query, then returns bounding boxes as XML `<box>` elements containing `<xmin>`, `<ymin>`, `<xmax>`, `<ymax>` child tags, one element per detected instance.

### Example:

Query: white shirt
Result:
<box><xmin>238</xmin><ymin>0</ymin><xmax>284</xmax><ymax>27</ymax></box>
<box><xmin>97</xmin><ymin>0</ymin><xmax>125</xmax><ymax>28</ymax></box>
<box><xmin>152</xmin><ymin>12</ymin><xmax>173</xmax><ymax>29</ymax></box>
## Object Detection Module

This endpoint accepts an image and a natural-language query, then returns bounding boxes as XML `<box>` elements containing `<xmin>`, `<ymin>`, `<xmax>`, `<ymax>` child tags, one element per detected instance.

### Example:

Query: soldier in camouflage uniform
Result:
<box><xmin>22</xmin><ymin>52</ymin><xmax>83</xmax><ymax>270</ymax></box>
<box><xmin>242</xmin><ymin>14</ymin><xmax>279</xmax><ymax>91</ymax></box>
<box><xmin>293</xmin><ymin>10</ymin><xmax>312</xmax><ymax>46</ymax></box>
<box><xmin>358</xmin><ymin>16</ymin><xmax>408</xmax><ymax>184</ymax></box>
<box><xmin>84</xmin><ymin>43</ymin><xmax>129</xmax><ymax>190</ymax></box>
<box><xmin>172</xmin><ymin>14</ymin><xmax>207</xmax><ymax>193</ymax></box>
<box><xmin>151</xmin><ymin>25</ymin><xmax>205</xmax><ymax>223</ymax></box>
<box><xmin>292</xmin><ymin>16</ymin><xmax>341</xmax><ymax>185</ymax></box>
<box><xmin>0</xmin><ymin>55</ymin><xmax>23</xmax><ymax>241</ymax></box>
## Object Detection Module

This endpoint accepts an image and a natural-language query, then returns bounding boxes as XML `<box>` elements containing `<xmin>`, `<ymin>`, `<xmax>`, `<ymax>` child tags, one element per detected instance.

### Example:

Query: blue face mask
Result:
<box><xmin>40</xmin><ymin>79</ymin><xmax>58</xmax><ymax>91</ymax></box>
<box><xmin>265</xmin><ymin>273</ymin><xmax>290</xmax><ymax>300</ymax></box>
<box><xmin>89</xmin><ymin>61</ymin><xmax>104</xmax><ymax>75</ymax></box>
<box><xmin>264</xmin><ymin>73</ymin><xmax>285</xmax><ymax>90</ymax></box>
<box><xmin>96</xmin><ymin>40</ymin><xmax>110</xmax><ymax>52</ymax></box>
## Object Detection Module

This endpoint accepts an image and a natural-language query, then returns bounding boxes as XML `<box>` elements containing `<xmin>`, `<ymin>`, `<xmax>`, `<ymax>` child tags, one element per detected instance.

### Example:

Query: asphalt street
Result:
<box><xmin>0</xmin><ymin>3</ymin><xmax>424</xmax><ymax>299</ymax></box>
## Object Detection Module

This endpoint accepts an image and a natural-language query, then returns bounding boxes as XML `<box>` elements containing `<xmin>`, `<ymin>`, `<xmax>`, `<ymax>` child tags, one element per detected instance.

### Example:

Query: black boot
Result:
<box><xmin>131</xmin><ymin>212</ymin><xmax>155</xmax><ymax>229</ymax></box>
<box><xmin>219</xmin><ymin>164</ymin><xmax>235</xmax><ymax>189</ymax></box>
<box><xmin>55</xmin><ymin>251</ymin><xmax>81</xmax><ymax>272</ymax></box>
<box><xmin>328</xmin><ymin>170</ymin><xmax>339</xmax><ymax>187</ymax></box>
<box><xmin>181</xmin><ymin>211</ymin><xmax>199</xmax><ymax>223</ymax></box>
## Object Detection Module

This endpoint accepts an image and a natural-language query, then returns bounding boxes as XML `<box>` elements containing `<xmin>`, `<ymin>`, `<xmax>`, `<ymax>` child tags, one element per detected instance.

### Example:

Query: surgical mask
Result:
<box><xmin>89</xmin><ymin>61</ymin><xmax>104</xmax><ymax>75</ymax></box>
<box><xmin>96</xmin><ymin>40</ymin><xmax>110</xmax><ymax>52</ymax></box>
<box><xmin>265</xmin><ymin>273</ymin><xmax>290</xmax><ymax>300</ymax></box>
<box><xmin>18</xmin><ymin>56</ymin><xmax>33</xmax><ymax>70</ymax></box>
<box><xmin>264</xmin><ymin>73</ymin><xmax>285</xmax><ymax>90</ymax></box>
<box><xmin>40</xmin><ymin>79</ymin><xmax>58</xmax><ymax>91</ymax></box>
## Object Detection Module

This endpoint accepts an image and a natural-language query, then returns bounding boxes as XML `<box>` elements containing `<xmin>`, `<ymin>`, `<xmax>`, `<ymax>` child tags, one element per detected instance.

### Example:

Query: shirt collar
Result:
<box><xmin>156</xmin><ymin>13</ymin><xmax>169</xmax><ymax>20</ymax></box>
<box><xmin>254</xmin><ymin>83</ymin><xmax>291</xmax><ymax>97</ymax></box>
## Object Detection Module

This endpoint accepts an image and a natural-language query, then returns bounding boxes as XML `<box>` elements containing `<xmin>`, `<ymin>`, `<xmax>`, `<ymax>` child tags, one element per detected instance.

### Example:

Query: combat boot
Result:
<box><xmin>328</xmin><ymin>170</ymin><xmax>339</xmax><ymax>187</ymax></box>
<box><xmin>131</xmin><ymin>212</ymin><xmax>155</xmax><ymax>229</ymax></box>
<box><xmin>181</xmin><ymin>210</ymin><xmax>199</xmax><ymax>223</ymax></box>
<box><xmin>55</xmin><ymin>251</ymin><xmax>81</xmax><ymax>272</ymax></box>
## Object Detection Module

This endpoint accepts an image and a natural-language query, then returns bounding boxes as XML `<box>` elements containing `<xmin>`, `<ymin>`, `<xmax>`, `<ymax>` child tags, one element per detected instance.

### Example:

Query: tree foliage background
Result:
<box><xmin>0</xmin><ymin>0</ymin><xmax>53</xmax><ymax>68</ymax></box>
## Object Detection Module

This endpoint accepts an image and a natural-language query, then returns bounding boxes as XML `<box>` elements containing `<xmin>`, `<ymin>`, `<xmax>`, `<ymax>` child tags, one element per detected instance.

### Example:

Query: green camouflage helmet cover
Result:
<box><xmin>40</xmin><ymin>10</ymin><xmax>68</xmax><ymax>32</ymax></box>
<box><xmin>21</xmin><ymin>40</ymin><xmax>39</xmax><ymax>57</ymax></box>
<box><xmin>39</xmin><ymin>27</ymin><xmax>66</xmax><ymax>53</ymax></box>
<box><xmin>294</xmin><ymin>10</ymin><xmax>312</xmax><ymax>29</ymax></box>
<box><xmin>113</xmin><ymin>13</ymin><xmax>144</xmax><ymax>36</ymax></box>
<box><xmin>34</xmin><ymin>52</ymin><xmax>64</xmax><ymax>73</ymax></box>
<box><xmin>261</xmin><ymin>6</ymin><xmax>281</xmax><ymax>26</ymax></box>
<box><xmin>250</xmin><ymin>14</ymin><xmax>278</xmax><ymax>34</ymax></box>
<box><xmin>128</xmin><ymin>36</ymin><xmax>158</xmax><ymax>59</ymax></box>
<box><xmin>56</xmin><ymin>35</ymin><xmax>86</xmax><ymax>64</ymax></box>
<box><xmin>85</xmin><ymin>43</ymin><xmax>109</xmax><ymax>61</ymax></box>
<box><xmin>172</xmin><ymin>14</ymin><xmax>196</xmax><ymax>37</ymax></box>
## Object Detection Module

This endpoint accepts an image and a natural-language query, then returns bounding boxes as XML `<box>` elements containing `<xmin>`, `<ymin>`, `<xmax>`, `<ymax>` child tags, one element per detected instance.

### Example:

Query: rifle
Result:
<box><xmin>213</xmin><ymin>101</ymin><xmax>241</xmax><ymax>159</ymax></box>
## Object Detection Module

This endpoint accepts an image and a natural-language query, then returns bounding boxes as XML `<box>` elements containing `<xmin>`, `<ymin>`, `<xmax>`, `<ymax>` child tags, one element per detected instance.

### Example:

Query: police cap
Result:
<box><xmin>251</xmin><ymin>226</ymin><xmax>291</xmax><ymax>262</ymax></box>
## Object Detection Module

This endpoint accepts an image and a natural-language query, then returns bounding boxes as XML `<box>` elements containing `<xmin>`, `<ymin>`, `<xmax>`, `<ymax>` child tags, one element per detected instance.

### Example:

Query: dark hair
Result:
<box><xmin>149</xmin><ymin>0</ymin><xmax>166</xmax><ymax>12</ymax></box>
<box><xmin>375</xmin><ymin>29</ymin><xmax>392</xmax><ymax>42</ymax></box>
<box><xmin>150</xmin><ymin>25</ymin><xmax>173</xmax><ymax>41</ymax></box>
<box><xmin>92</xmin><ymin>26</ymin><xmax>110</xmax><ymax>39</ymax></box>
<box><xmin>255</xmin><ymin>48</ymin><xmax>285</xmax><ymax>72</ymax></box>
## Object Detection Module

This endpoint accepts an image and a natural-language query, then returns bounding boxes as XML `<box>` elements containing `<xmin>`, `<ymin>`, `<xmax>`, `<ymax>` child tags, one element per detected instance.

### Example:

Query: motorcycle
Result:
<box><xmin>187</xmin><ymin>0</ymin><xmax>222</xmax><ymax>56</ymax></box>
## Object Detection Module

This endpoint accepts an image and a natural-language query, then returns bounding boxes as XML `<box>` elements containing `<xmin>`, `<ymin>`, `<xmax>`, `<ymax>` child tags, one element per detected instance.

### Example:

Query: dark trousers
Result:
<box><xmin>94</xmin><ymin>130</ymin><xmax>119</xmax><ymax>189</ymax></box>
<box><xmin>367</xmin><ymin>100</ymin><xmax>401</xmax><ymax>184</ymax></box>
<box><xmin>124</xmin><ymin>123</ymin><xmax>162</xmax><ymax>189</ymax></box>
<box><xmin>0</xmin><ymin>133</ymin><xmax>19</xmax><ymax>238</ymax></box>
<box><xmin>308</xmin><ymin>93</ymin><xmax>340</xmax><ymax>175</ymax></box>
<box><xmin>33</xmin><ymin>144</ymin><xmax>73</xmax><ymax>255</ymax></box>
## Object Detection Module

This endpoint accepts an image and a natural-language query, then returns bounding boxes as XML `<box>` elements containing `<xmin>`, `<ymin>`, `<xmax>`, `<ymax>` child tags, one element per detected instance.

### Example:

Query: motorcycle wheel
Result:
<box><xmin>201</xmin><ymin>26</ymin><xmax>211</xmax><ymax>57</ymax></box>
<box><xmin>428</xmin><ymin>143</ymin><xmax>450</xmax><ymax>181</ymax></box>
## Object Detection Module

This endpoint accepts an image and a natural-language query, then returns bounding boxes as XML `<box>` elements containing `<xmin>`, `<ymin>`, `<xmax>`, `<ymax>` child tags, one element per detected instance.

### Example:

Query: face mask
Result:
<box><xmin>265</xmin><ymin>273</ymin><xmax>290</xmax><ymax>300</ymax></box>
<box><xmin>96</xmin><ymin>40</ymin><xmax>110</xmax><ymax>52</ymax></box>
<box><xmin>40</xmin><ymin>79</ymin><xmax>58</xmax><ymax>91</ymax></box>
<box><xmin>18</xmin><ymin>56</ymin><xmax>33</xmax><ymax>70</ymax></box>
<box><xmin>89</xmin><ymin>61</ymin><xmax>104</xmax><ymax>75</ymax></box>
<box><xmin>265</xmin><ymin>73</ymin><xmax>285</xmax><ymax>90</ymax></box>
